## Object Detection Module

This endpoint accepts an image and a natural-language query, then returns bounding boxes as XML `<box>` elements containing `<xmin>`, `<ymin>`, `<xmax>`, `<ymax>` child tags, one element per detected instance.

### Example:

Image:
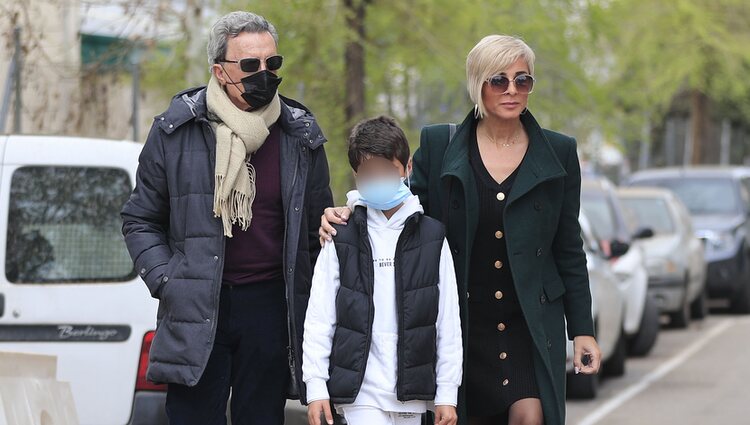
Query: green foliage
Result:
<box><xmin>595</xmin><ymin>0</ymin><xmax>750</xmax><ymax>140</ymax></box>
<box><xmin>139</xmin><ymin>0</ymin><xmax>750</xmax><ymax>199</ymax></box>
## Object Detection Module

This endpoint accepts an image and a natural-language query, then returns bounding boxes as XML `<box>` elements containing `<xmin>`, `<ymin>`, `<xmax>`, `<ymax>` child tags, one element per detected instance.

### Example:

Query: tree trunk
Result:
<box><xmin>720</xmin><ymin>118</ymin><xmax>731</xmax><ymax>165</ymax></box>
<box><xmin>638</xmin><ymin>114</ymin><xmax>651</xmax><ymax>170</ymax></box>
<box><xmin>183</xmin><ymin>0</ymin><xmax>205</xmax><ymax>86</ymax></box>
<box><xmin>343</xmin><ymin>0</ymin><xmax>367</xmax><ymax>132</ymax></box>
<box><xmin>689</xmin><ymin>90</ymin><xmax>707</xmax><ymax>164</ymax></box>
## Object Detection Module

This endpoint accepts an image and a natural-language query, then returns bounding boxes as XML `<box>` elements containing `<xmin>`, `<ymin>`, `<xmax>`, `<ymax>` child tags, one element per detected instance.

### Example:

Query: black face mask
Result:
<box><xmin>227</xmin><ymin>69</ymin><xmax>282</xmax><ymax>110</ymax></box>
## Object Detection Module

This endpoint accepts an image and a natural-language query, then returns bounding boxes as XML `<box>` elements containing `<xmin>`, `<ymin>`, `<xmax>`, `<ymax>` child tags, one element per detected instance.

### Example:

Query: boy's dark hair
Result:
<box><xmin>347</xmin><ymin>115</ymin><xmax>410</xmax><ymax>171</ymax></box>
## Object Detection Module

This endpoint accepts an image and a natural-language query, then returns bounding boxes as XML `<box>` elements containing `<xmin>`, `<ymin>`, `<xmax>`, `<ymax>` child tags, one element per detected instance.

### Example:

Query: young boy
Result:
<box><xmin>302</xmin><ymin>116</ymin><xmax>462</xmax><ymax>425</ymax></box>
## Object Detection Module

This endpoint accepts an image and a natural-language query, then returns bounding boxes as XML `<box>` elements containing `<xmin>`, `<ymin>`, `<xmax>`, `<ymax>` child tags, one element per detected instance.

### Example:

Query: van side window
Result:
<box><xmin>5</xmin><ymin>166</ymin><xmax>136</xmax><ymax>283</ymax></box>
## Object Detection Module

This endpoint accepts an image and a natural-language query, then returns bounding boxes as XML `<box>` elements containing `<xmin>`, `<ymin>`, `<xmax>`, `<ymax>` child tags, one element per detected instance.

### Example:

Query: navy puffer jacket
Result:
<box><xmin>121</xmin><ymin>86</ymin><xmax>333</xmax><ymax>400</ymax></box>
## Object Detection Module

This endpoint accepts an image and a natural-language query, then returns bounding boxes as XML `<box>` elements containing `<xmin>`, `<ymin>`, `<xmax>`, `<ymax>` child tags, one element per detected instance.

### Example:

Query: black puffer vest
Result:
<box><xmin>327</xmin><ymin>205</ymin><xmax>446</xmax><ymax>403</ymax></box>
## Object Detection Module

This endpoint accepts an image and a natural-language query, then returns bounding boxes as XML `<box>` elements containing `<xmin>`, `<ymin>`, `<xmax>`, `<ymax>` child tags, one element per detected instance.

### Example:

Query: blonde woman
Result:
<box><xmin>320</xmin><ymin>35</ymin><xmax>600</xmax><ymax>425</ymax></box>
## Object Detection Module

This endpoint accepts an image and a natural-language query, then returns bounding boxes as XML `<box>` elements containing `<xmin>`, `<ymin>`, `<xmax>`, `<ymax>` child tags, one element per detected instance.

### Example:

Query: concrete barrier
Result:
<box><xmin>0</xmin><ymin>352</ymin><xmax>79</xmax><ymax>425</ymax></box>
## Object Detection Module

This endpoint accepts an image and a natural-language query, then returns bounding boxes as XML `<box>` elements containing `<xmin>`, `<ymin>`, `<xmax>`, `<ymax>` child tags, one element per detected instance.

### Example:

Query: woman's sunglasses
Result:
<box><xmin>219</xmin><ymin>55</ymin><xmax>284</xmax><ymax>73</ymax></box>
<box><xmin>486</xmin><ymin>74</ymin><xmax>535</xmax><ymax>94</ymax></box>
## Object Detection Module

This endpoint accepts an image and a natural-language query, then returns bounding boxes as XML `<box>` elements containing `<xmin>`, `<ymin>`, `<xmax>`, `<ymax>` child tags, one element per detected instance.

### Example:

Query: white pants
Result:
<box><xmin>340</xmin><ymin>406</ymin><xmax>423</xmax><ymax>425</ymax></box>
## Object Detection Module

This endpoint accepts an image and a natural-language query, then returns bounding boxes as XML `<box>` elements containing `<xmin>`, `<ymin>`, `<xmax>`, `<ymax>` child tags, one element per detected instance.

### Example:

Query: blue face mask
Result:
<box><xmin>357</xmin><ymin>175</ymin><xmax>411</xmax><ymax>211</ymax></box>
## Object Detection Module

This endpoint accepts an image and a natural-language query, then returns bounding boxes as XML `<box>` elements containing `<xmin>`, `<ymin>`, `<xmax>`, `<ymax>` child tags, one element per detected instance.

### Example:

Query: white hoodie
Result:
<box><xmin>302</xmin><ymin>192</ymin><xmax>463</xmax><ymax>414</ymax></box>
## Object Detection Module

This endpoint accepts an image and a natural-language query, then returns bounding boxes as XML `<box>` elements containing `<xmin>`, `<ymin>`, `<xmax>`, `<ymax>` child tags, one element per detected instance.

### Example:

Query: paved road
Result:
<box><xmin>567</xmin><ymin>313</ymin><xmax>750</xmax><ymax>425</ymax></box>
<box><xmin>286</xmin><ymin>313</ymin><xmax>750</xmax><ymax>425</ymax></box>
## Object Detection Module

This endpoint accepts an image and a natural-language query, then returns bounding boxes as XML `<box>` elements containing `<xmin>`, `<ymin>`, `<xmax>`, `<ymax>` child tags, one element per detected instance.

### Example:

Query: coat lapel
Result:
<box><xmin>440</xmin><ymin>112</ymin><xmax>480</xmax><ymax>258</ymax></box>
<box><xmin>507</xmin><ymin>111</ymin><xmax>567</xmax><ymax>206</ymax></box>
<box><xmin>440</xmin><ymin>112</ymin><xmax>476</xmax><ymax>189</ymax></box>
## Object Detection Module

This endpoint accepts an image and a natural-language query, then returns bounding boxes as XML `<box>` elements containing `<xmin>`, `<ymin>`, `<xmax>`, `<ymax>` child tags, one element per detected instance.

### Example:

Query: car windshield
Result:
<box><xmin>581</xmin><ymin>194</ymin><xmax>617</xmax><ymax>240</ymax></box>
<box><xmin>620</xmin><ymin>197</ymin><xmax>675</xmax><ymax>234</ymax></box>
<box><xmin>631</xmin><ymin>178</ymin><xmax>739</xmax><ymax>215</ymax></box>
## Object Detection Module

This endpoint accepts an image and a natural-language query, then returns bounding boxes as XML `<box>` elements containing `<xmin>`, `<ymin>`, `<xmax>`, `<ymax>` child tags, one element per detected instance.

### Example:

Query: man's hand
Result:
<box><xmin>307</xmin><ymin>399</ymin><xmax>334</xmax><ymax>425</ymax></box>
<box><xmin>573</xmin><ymin>335</ymin><xmax>601</xmax><ymax>375</ymax></box>
<box><xmin>319</xmin><ymin>206</ymin><xmax>352</xmax><ymax>246</ymax></box>
<box><xmin>434</xmin><ymin>405</ymin><xmax>457</xmax><ymax>425</ymax></box>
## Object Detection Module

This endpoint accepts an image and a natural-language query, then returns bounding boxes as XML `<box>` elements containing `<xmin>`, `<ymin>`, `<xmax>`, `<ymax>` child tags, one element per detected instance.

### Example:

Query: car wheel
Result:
<box><xmin>603</xmin><ymin>328</ymin><xmax>627</xmax><ymax>377</ymax></box>
<box><xmin>628</xmin><ymin>295</ymin><xmax>660</xmax><ymax>356</ymax></box>
<box><xmin>669</xmin><ymin>299</ymin><xmax>691</xmax><ymax>328</ymax></box>
<box><xmin>730</xmin><ymin>275</ymin><xmax>750</xmax><ymax>314</ymax></box>
<box><xmin>669</xmin><ymin>277</ymin><xmax>691</xmax><ymax>328</ymax></box>
<box><xmin>690</xmin><ymin>283</ymin><xmax>709</xmax><ymax>319</ymax></box>
<box><xmin>567</xmin><ymin>370</ymin><xmax>599</xmax><ymax>400</ymax></box>
<box><xmin>729</xmin><ymin>249</ymin><xmax>750</xmax><ymax>314</ymax></box>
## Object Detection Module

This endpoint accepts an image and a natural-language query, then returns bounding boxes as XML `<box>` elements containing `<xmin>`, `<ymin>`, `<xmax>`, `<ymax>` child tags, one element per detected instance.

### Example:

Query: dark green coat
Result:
<box><xmin>411</xmin><ymin>109</ymin><xmax>595</xmax><ymax>425</ymax></box>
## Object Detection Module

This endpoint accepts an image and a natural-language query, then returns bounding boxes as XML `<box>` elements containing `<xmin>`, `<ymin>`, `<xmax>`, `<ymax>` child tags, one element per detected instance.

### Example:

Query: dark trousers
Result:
<box><xmin>165</xmin><ymin>279</ymin><xmax>290</xmax><ymax>425</ymax></box>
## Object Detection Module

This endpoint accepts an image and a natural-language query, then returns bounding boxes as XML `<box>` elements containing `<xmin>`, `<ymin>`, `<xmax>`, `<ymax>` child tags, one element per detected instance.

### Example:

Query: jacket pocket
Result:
<box><xmin>159</xmin><ymin>251</ymin><xmax>184</xmax><ymax>303</ymax></box>
<box><xmin>543</xmin><ymin>278</ymin><xmax>567</xmax><ymax>302</ymax></box>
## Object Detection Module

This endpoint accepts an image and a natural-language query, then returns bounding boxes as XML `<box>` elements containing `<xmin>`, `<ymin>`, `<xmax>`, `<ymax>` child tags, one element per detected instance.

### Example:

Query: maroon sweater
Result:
<box><xmin>222</xmin><ymin>123</ymin><xmax>284</xmax><ymax>285</ymax></box>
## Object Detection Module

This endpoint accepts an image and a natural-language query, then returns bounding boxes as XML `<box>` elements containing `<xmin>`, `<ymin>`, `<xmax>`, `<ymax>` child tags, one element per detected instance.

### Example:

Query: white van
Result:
<box><xmin>0</xmin><ymin>135</ymin><xmax>165</xmax><ymax>425</ymax></box>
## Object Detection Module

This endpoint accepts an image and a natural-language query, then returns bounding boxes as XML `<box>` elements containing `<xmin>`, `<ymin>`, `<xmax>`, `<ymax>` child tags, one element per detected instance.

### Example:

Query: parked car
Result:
<box><xmin>618</xmin><ymin>187</ymin><xmax>708</xmax><ymax>326</ymax></box>
<box><xmin>566</xmin><ymin>212</ymin><xmax>627</xmax><ymax>399</ymax></box>
<box><xmin>0</xmin><ymin>135</ymin><xmax>165</xmax><ymax>425</ymax></box>
<box><xmin>580</xmin><ymin>177</ymin><xmax>660</xmax><ymax>355</ymax></box>
<box><xmin>626</xmin><ymin>167</ymin><xmax>750</xmax><ymax>313</ymax></box>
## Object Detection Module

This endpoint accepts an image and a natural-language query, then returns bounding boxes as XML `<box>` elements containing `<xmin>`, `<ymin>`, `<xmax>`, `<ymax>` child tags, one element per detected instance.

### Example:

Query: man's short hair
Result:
<box><xmin>207</xmin><ymin>11</ymin><xmax>278</xmax><ymax>65</ymax></box>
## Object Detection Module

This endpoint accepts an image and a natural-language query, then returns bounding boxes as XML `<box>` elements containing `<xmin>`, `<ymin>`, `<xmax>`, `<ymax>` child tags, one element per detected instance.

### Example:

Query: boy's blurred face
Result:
<box><xmin>353</xmin><ymin>156</ymin><xmax>407</xmax><ymax>184</ymax></box>
<box><xmin>353</xmin><ymin>155</ymin><xmax>413</xmax><ymax>211</ymax></box>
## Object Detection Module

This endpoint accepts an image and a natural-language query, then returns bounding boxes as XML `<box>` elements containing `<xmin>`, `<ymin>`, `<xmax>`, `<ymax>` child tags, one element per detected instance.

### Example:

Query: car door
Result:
<box><xmin>674</xmin><ymin>198</ymin><xmax>706</xmax><ymax>299</ymax></box>
<box><xmin>579</xmin><ymin>214</ymin><xmax>624</xmax><ymax>358</ymax></box>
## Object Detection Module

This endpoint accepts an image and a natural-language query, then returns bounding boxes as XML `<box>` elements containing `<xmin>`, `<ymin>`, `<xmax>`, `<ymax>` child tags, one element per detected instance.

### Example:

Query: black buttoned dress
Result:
<box><xmin>465</xmin><ymin>122</ymin><xmax>540</xmax><ymax>417</ymax></box>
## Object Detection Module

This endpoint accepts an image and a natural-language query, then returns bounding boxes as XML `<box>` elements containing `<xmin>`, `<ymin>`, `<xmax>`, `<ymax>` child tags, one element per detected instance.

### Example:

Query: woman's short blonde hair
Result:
<box><xmin>466</xmin><ymin>35</ymin><xmax>536</xmax><ymax>119</ymax></box>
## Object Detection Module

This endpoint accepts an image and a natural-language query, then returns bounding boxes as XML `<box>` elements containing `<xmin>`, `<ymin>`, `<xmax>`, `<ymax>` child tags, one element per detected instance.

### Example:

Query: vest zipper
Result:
<box><xmin>393</xmin><ymin>215</ymin><xmax>416</xmax><ymax>401</ymax></box>
<box><xmin>358</xmin><ymin>215</ymin><xmax>377</xmax><ymax>401</ymax></box>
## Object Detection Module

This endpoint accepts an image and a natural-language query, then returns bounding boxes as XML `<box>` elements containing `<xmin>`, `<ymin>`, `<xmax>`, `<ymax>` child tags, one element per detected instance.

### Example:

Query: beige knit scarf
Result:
<box><xmin>206</xmin><ymin>75</ymin><xmax>281</xmax><ymax>237</ymax></box>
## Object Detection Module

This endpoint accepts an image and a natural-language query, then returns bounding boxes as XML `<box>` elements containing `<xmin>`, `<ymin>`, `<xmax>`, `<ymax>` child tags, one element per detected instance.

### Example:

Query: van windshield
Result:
<box><xmin>5</xmin><ymin>166</ymin><xmax>135</xmax><ymax>283</ymax></box>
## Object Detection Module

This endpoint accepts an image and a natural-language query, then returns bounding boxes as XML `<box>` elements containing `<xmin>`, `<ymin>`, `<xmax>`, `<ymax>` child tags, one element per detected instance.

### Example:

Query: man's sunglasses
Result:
<box><xmin>219</xmin><ymin>55</ymin><xmax>284</xmax><ymax>73</ymax></box>
<box><xmin>486</xmin><ymin>74</ymin><xmax>535</xmax><ymax>94</ymax></box>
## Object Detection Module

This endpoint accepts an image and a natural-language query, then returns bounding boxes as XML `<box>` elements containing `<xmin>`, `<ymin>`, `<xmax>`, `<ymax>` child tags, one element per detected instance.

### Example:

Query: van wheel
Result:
<box><xmin>603</xmin><ymin>329</ymin><xmax>627</xmax><ymax>377</ymax></box>
<box><xmin>628</xmin><ymin>296</ymin><xmax>660</xmax><ymax>356</ymax></box>
<box><xmin>690</xmin><ymin>284</ymin><xmax>709</xmax><ymax>319</ymax></box>
<box><xmin>567</xmin><ymin>370</ymin><xmax>599</xmax><ymax>400</ymax></box>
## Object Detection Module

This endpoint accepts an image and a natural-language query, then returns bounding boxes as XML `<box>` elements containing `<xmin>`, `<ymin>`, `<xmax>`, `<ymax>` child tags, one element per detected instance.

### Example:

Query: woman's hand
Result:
<box><xmin>434</xmin><ymin>405</ymin><xmax>458</xmax><ymax>425</ymax></box>
<box><xmin>573</xmin><ymin>335</ymin><xmax>601</xmax><ymax>375</ymax></box>
<box><xmin>319</xmin><ymin>206</ymin><xmax>352</xmax><ymax>246</ymax></box>
<box><xmin>307</xmin><ymin>399</ymin><xmax>334</xmax><ymax>425</ymax></box>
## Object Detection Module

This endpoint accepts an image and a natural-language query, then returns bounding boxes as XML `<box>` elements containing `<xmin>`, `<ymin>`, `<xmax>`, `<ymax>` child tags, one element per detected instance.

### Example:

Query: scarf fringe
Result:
<box><xmin>213</xmin><ymin>167</ymin><xmax>257</xmax><ymax>238</ymax></box>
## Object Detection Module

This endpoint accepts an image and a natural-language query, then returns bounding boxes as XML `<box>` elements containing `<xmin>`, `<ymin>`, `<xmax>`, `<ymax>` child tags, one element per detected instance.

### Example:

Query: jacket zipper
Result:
<box><xmin>204</xmin><ymin>122</ymin><xmax>225</xmax><ymax>356</ymax></box>
<box><xmin>282</xmin><ymin>134</ymin><xmax>301</xmax><ymax>393</ymax></box>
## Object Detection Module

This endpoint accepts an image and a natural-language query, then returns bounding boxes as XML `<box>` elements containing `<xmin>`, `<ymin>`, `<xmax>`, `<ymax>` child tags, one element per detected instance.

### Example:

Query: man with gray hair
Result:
<box><xmin>121</xmin><ymin>11</ymin><xmax>333</xmax><ymax>424</ymax></box>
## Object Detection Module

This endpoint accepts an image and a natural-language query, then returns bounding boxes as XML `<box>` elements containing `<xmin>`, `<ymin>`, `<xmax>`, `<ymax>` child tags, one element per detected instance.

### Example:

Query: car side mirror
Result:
<box><xmin>633</xmin><ymin>227</ymin><xmax>655</xmax><ymax>239</ymax></box>
<box><xmin>609</xmin><ymin>240</ymin><xmax>630</xmax><ymax>258</ymax></box>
